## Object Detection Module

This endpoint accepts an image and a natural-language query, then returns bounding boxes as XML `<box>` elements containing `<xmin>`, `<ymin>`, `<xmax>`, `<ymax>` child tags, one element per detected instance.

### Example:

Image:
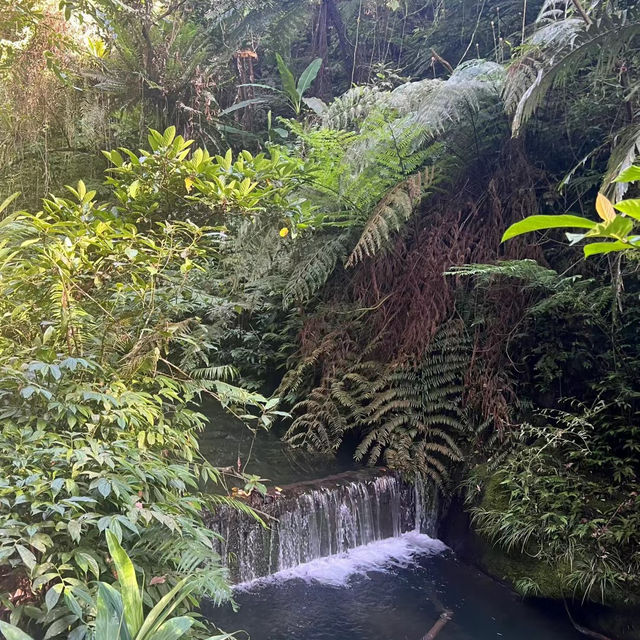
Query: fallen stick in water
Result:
<box><xmin>564</xmin><ymin>600</ymin><xmax>613</xmax><ymax>640</ymax></box>
<box><xmin>422</xmin><ymin>610</ymin><xmax>454</xmax><ymax>640</ymax></box>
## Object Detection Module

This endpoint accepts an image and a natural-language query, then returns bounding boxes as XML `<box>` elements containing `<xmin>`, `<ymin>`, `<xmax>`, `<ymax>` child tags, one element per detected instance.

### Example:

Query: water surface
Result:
<box><xmin>199</xmin><ymin>400</ymin><xmax>355</xmax><ymax>486</ymax></box>
<box><xmin>206</xmin><ymin>534</ymin><xmax>582</xmax><ymax>640</ymax></box>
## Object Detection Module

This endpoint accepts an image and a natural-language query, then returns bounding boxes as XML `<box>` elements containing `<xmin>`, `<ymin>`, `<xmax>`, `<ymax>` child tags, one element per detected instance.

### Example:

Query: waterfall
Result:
<box><xmin>207</xmin><ymin>470</ymin><xmax>438</xmax><ymax>583</ymax></box>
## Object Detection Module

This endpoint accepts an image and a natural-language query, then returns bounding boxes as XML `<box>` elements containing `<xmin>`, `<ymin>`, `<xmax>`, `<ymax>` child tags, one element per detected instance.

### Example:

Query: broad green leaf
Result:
<box><xmin>75</xmin><ymin>551</ymin><xmax>100</xmax><ymax>578</ymax></box>
<box><xmin>97</xmin><ymin>477</ymin><xmax>112</xmax><ymax>498</ymax></box>
<box><xmin>147</xmin><ymin>617</ymin><xmax>194</xmax><ymax>640</ymax></box>
<box><xmin>68</xmin><ymin>625</ymin><xmax>88</xmax><ymax>640</ymax></box>
<box><xmin>110</xmin><ymin>150</ymin><xmax>124</xmax><ymax>167</ymax></box>
<box><xmin>501</xmin><ymin>215</ymin><xmax>597</xmax><ymax>242</ymax></box>
<box><xmin>147</xmin><ymin>129</ymin><xmax>165</xmax><ymax>151</ymax></box>
<box><xmin>64</xmin><ymin>589</ymin><xmax>84</xmax><ymax>619</ymax></box>
<box><xmin>135</xmin><ymin>577</ymin><xmax>193</xmax><ymax>639</ymax></box>
<box><xmin>276</xmin><ymin>54</ymin><xmax>298</xmax><ymax>105</ymax></box>
<box><xmin>0</xmin><ymin>621</ymin><xmax>35</xmax><ymax>640</ymax></box>
<box><xmin>583</xmin><ymin>241</ymin><xmax>633</xmax><ymax>257</ymax></box>
<box><xmin>68</xmin><ymin>520</ymin><xmax>81</xmax><ymax>543</ymax></box>
<box><xmin>614</xmin><ymin>165</ymin><xmax>640</xmax><ymax>183</ymax></box>
<box><xmin>43</xmin><ymin>615</ymin><xmax>77</xmax><ymax>640</ymax></box>
<box><xmin>302</xmin><ymin>97</ymin><xmax>327</xmax><ymax>115</ymax></box>
<box><xmin>96</xmin><ymin>583</ymin><xmax>130</xmax><ymax>640</ymax></box>
<box><xmin>45</xmin><ymin>583</ymin><xmax>64</xmax><ymax>611</ymax></box>
<box><xmin>614</xmin><ymin>198</ymin><xmax>640</xmax><ymax>221</ymax></box>
<box><xmin>297</xmin><ymin>58</ymin><xmax>323</xmax><ymax>97</ymax></box>
<box><xmin>105</xmin><ymin>530</ymin><xmax>142</xmax><ymax>636</ymax></box>
<box><xmin>584</xmin><ymin>216</ymin><xmax>634</xmax><ymax>240</ymax></box>
<box><xmin>0</xmin><ymin>192</ymin><xmax>20</xmax><ymax>215</ymax></box>
<box><xmin>163</xmin><ymin>126</ymin><xmax>176</xmax><ymax>145</ymax></box>
<box><xmin>220</xmin><ymin>98</ymin><xmax>266</xmax><ymax>115</ymax></box>
<box><xmin>236</xmin><ymin>82</ymin><xmax>280</xmax><ymax>92</ymax></box>
<box><xmin>15</xmin><ymin>544</ymin><xmax>36</xmax><ymax>571</ymax></box>
<box><xmin>128</xmin><ymin>180</ymin><xmax>140</xmax><ymax>199</ymax></box>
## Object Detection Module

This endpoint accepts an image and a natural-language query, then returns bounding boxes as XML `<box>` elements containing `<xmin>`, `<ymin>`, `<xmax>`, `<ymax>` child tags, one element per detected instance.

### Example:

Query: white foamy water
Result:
<box><xmin>235</xmin><ymin>532</ymin><xmax>447</xmax><ymax>590</ymax></box>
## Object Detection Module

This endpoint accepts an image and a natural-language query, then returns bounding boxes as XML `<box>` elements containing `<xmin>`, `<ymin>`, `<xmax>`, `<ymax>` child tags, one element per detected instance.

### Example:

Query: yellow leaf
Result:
<box><xmin>279</xmin><ymin>227</ymin><xmax>289</xmax><ymax>237</ymax></box>
<box><xmin>184</xmin><ymin>177</ymin><xmax>194</xmax><ymax>193</ymax></box>
<box><xmin>596</xmin><ymin>193</ymin><xmax>616</xmax><ymax>222</ymax></box>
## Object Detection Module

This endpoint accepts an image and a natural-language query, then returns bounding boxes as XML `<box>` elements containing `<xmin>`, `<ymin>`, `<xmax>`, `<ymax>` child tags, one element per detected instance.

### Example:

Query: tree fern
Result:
<box><xmin>322</xmin><ymin>85</ymin><xmax>383</xmax><ymax>130</ymax></box>
<box><xmin>505</xmin><ymin>4</ymin><xmax>640</xmax><ymax>137</ymax></box>
<box><xmin>398</xmin><ymin>60</ymin><xmax>505</xmax><ymax>142</ymax></box>
<box><xmin>333</xmin><ymin>60</ymin><xmax>506</xmax><ymax>264</ymax></box>
<box><xmin>603</xmin><ymin>124</ymin><xmax>640</xmax><ymax>201</ymax></box>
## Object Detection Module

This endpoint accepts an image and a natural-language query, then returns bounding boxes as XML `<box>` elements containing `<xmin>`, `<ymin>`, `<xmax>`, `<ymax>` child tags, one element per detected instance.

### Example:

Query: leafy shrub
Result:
<box><xmin>468</xmin><ymin>403</ymin><xmax>640</xmax><ymax>604</ymax></box>
<box><xmin>0</xmin><ymin>531</ymin><xmax>234</xmax><ymax>640</ymax></box>
<box><xmin>0</xmin><ymin>129</ymin><xmax>290</xmax><ymax>637</ymax></box>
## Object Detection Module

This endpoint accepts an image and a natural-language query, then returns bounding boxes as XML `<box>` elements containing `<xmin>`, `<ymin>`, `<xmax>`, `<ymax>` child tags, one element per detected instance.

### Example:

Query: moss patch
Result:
<box><xmin>473</xmin><ymin>467</ymin><xmax>567</xmax><ymax>599</ymax></box>
<box><xmin>479</xmin><ymin>540</ymin><xmax>567</xmax><ymax>599</ymax></box>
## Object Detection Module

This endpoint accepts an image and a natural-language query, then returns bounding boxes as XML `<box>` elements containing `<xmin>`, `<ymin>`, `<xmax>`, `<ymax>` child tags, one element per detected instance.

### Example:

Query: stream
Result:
<box><xmin>204</xmin><ymin>538</ymin><xmax>583</xmax><ymax>639</ymax></box>
<box><xmin>200</xmin><ymin>404</ymin><xmax>584</xmax><ymax>640</ymax></box>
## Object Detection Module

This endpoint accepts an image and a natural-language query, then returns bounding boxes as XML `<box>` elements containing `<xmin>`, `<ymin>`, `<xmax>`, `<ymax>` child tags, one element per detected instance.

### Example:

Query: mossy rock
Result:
<box><xmin>472</xmin><ymin>467</ymin><xmax>568</xmax><ymax>600</ymax></box>
<box><xmin>473</xmin><ymin>467</ymin><xmax>640</xmax><ymax>606</ymax></box>
<box><xmin>479</xmin><ymin>540</ymin><xmax>567</xmax><ymax>599</ymax></box>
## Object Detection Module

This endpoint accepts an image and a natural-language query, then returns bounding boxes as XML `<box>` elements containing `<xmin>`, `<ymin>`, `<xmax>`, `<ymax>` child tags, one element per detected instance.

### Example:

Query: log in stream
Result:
<box><xmin>421</xmin><ymin>610</ymin><xmax>453</xmax><ymax>640</ymax></box>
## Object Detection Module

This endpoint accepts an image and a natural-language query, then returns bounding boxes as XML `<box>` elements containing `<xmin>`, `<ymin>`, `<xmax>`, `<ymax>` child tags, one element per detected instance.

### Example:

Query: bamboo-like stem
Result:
<box><xmin>571</xmin><ymin>0</ymin><xmax>592</xmax><ymax>26</ymax></box>
<box><xmin>421</xmin><ymin>610</ymin><xmax>453</xmax><ymax>640</ymax></box>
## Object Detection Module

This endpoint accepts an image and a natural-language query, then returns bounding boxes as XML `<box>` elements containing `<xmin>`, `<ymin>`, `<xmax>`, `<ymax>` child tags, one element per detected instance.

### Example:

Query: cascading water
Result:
<box><xmin>207</xmin><ymin>470</ymin><xmax>438</xmax><ymax>584</ymax></box>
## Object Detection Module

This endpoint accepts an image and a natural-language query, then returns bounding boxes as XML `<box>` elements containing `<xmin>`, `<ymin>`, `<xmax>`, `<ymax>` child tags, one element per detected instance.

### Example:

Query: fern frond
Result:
<box><xmin>403</xmin><ymin>60</ymin><xmax>505</xmax><ymax>140</ymax></box>
<box><xmin>506</xmin><ymin>10</ymin><xmax>640</xmax><ymax>136</ymax></box>
<box><xmin>345</xmin><ymin>167</ymin><xmax>436</xmax><ymax>267</ymax></box>
<box><xmin>603</xmin><ymin>124</ymin><xmax>640</xmax><ymax>201</ymax></box>
<box><xmin>283</xmin><ymin>233</ymin><xmax>350</xmax><ymax>306</ymax></box>
<box><xmin>322</xmin><ymin>86</ymin><xmax>384</xmax><ymax>130</ymax></box>
<box><xmin>191</xmin><ymin>364</ymin><xmax>239</xmax><ymax>382</ymax></box>
<box><xmin>285</xmin><ymin>385</ymin><xmax>347</xmax><ymax>451</ymax></box>
<box><xmin>446</xmin><ymin>259</ymin><xmax>569</xmax><ymax>288</ymax></box>
<box><xmin>284</xmin><ymin>321</ymin><xmax>470</xmax><ymax>488</ymax></box>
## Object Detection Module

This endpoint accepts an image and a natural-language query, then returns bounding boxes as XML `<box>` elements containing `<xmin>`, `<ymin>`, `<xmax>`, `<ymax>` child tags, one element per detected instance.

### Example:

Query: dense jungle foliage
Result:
<box><xmin>1</xmin><ymin>0</ymin><xmax>640</xmax><ymax>637</ymax></box>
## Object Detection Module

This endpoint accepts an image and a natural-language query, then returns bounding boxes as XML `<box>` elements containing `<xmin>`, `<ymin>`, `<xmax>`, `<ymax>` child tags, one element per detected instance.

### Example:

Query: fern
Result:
<box><xmin>345</xmin><ymin>167</ymin><xmax>437</xmax><ymax>267</ymax></box>
<box><xmin>446</xmin><ymin>259</ymin><xmax>573</xmax><ymax>289</ymax></box>
<box><xmin>283</xmin><ymin>322</ymin><xmax>469</xmax><ymax>488</ymax></box>
<box><xmin>283</xmin><ymin>232</ymin><xmax>351</xmax><ymax>306</ymax></box>
<box><xmin>330</xmin><ymin>60</ymin><xmax>506</xmax><ymax>265</ymax></box>
<box><xmin>285</xmin><ymin>385</ymin><xmax>347</xmax><ymax>451</ymax></box>
<box><xmin>322</xmin><ymin>85</ymin><xmax>383</xmax><ymax>130</ymax></box>
<box><xmin>603</xmin><ymin>124</ymin><xmax>640</xmax><ymax>201</ymax></box>
<box><xmin>355</xmin><ymin>322</ymin><xmax>469</xmax><ymax>487</ymax></box>
<box><xmin>505</xmin><ymin>5</ymin><xmax>640</xmax><ymax>136</ymax></box>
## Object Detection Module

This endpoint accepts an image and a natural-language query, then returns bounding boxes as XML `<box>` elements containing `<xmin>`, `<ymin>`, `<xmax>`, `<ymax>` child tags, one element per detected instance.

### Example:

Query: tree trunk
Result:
<box><xmin>326</xmin><ymin>0</ymin><xmax>353</xmax><ymax>80</ymax></box>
